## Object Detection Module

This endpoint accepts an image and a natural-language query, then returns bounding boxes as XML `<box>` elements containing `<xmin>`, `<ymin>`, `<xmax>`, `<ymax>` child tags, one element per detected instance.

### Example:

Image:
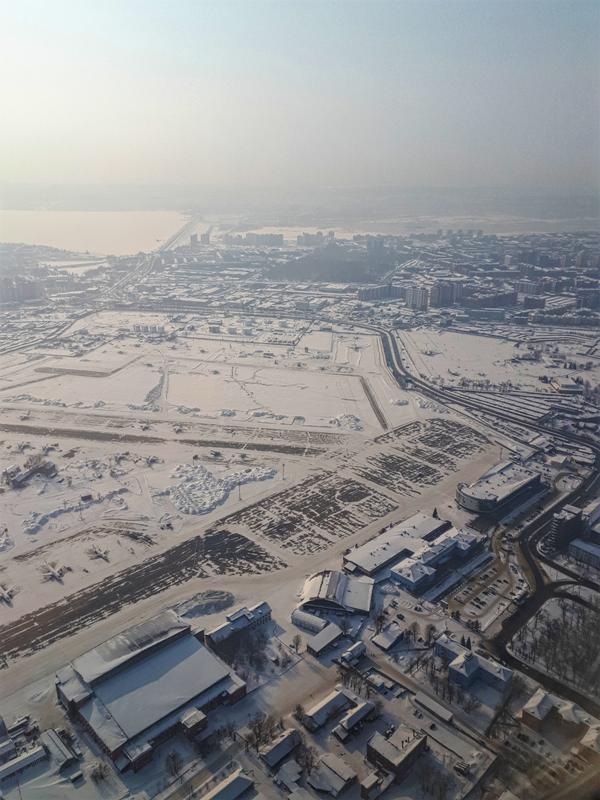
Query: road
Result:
<box><xmin>375</xmin><ymin>325</ymin><xmax>600</xmax><ymax>683</ymax></box>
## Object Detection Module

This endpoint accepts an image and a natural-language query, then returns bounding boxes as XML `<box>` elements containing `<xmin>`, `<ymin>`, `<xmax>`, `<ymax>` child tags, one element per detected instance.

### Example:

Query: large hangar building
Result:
<box><xmin>56</xmin><ymin>611</ymin><xmax>246</xmax><ymax>772</ymax></box>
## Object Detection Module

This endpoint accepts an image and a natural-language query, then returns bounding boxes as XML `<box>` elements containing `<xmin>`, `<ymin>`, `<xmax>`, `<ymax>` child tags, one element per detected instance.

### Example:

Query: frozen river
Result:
<box><xmin>0</xmin><ymin>209</ymin><xmax>185</xmax><ymax>255</ymax></box>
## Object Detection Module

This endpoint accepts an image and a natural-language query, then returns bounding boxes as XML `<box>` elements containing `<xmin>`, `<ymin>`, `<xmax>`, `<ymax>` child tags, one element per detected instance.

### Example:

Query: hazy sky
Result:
<box><xmin>1</xmin><ymin>0</ymin><xmax>599</xmax><ymax>190</ymax></box>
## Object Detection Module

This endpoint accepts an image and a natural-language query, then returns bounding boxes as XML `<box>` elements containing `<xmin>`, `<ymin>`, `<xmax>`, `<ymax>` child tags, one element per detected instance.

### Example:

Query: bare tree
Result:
<box><xmin>247</xmin><ymin>711</ymin><xmax>278</xmax><ymax>751</ymax></box>
<box><xmin>166</xmin><ymin>750</ymin><xmax>183</xmax><ymax>779</ymax></box>
<box><xmin>297</xmin><ymin>739</ymin><xmax>319</xmax><ymax>775</ymax></box>
<box><xmin>374</xmin><ymin>606</ymin><xmax>387</xmax><ymax>634</ymax></box>
<box><xmin>339</xmin><ymin>616</ymin><xmax>352</xmax><ymax>636</ymax></box>
<box><xmin>90</xmin><ymin>761</ymin><xmax>109</xmax><ymax>784</ymax></box>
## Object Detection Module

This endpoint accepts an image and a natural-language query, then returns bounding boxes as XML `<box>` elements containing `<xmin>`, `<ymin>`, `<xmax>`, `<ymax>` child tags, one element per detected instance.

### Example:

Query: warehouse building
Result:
<box><xmin>291</xmin><ymin>608</ymin><xmax>328</xmax><ymax>634</ymax></box>
<box><xmin>56</xmin><ymin>611</ymin><xmax>246</xmax><ymax>772</ymax></box>
<box><xmin>299</xmin><ymin>571</ymin><xmax>373</xmax><ymax>614</ymax></box>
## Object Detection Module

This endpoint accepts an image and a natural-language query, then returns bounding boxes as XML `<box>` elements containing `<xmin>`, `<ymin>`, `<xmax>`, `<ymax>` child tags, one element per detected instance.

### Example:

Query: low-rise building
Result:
<box><xmin>307</xmin><ymin>752</ymin><xmax>356</xmax><ymax>796</ymax></box>
<box><xmin>260</xmin><ymin>728</ymin><xmax>301</xmax><ymax>769</ymax></box>
<box><xmin>343</xmin><ymin>513</ymin><xmax>451</xmax><ymax>576</ymax></box>
<box><xmin>332</xmin><ymin>700</ymin><xmax>375</xmax><ymax>741</ymax></box>
<box><xmin>389</xmin><ymin>527</ymin><xmax>484</xmax><ymax>594</ymax></box>
<box><xmin>302</xmin><ymin>689</ymin><xmax>354</xmax><ymax>732</ymax></box>
<box><xmin>434</xmin><ymin>634</ymin><xmax>512</xmax><ymax>693</ymax></box>
<box><xmin>205</xmin><ymin>602</ymin><xmax>271</xmax><ymax>652</ymax></box>
<box><xmin>569</xmin><ymin>538</ymin><xmax>600</xmax><ymax>569</ymax></box>
<box><xmin>372</xmin><ymin>622</ymin><xmax>405</xmax><ymax>651</ymax></box>
<box><xmin>291</xmin><ymin>608</ymin><xmax>327</xmax><ymax>634</ymax></box>
<box><xmin>306</xmin><ymin>622</ymin><xmax>344</xmax><ymax>657</ymax></box>
<box><xmin>366</xmin><ymin>727</ymin><xmax>427</xmax><ymax>780</ymax></box>
<box><xmin>360</xmin><ymin>769</ymin><xmax>395</xmax><ymax>799</ymax></box>
<box><xmin>340</xmin><ymin>641</ymin><xmax>366</xmax><ymax>665</ymax></box>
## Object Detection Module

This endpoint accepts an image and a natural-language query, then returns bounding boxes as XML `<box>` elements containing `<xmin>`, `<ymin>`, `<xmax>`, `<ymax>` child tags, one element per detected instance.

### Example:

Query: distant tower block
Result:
<box><xmin>200</xmin><ymin>230</ymin><xmax>211</xmax><ymax>244</ymax></box>
<box><xmin>190</xmin><ymin>233</ymin><xmax>198</xmax><ymax>248</ymax></box>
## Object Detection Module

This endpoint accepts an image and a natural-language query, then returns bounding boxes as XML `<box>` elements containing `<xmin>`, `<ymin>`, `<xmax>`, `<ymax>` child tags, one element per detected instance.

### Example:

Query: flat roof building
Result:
<box><xmin>343</xmin><ymin>514</ymin><xmax>451</xmax><ymax>576</ymax></box>
<box><xmin>569</xmin><ymin>538</ymin><xmax>600</xmax><ymax>569</ymax></box>
<box><xmin>390</xmin><ymin>527</ymin><xmax>485</xmax><ymax>594</ymax></box>
<box><xmin>56</xmin><ymin>611</ymin><xmax>246</xmax><ymax>772</ymax></box>
<box><xmin>366</xmin><ymin>727</ymin><xmax>427</xmax><ymax>781</ymax></box>
<box><xmin>457</xmin><ymin>461</ymin><xmax>542</xmax><ymax>514</ymax></box>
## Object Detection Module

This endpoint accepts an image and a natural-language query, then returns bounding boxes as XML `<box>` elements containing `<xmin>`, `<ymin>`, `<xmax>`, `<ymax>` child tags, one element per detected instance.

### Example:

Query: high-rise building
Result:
<box><xmin>405</xmin><ymin>285</ymin><xmax>429</xmax><ymax>311</ymax></box>
<box><xmin>429</xmin><ymin>280</ymin><xmax>462</xmax><ymax>307</ymax></box>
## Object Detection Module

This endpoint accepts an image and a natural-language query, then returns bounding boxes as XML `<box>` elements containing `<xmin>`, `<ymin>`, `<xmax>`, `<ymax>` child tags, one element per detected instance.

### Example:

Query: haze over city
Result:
<box><xmin>1</xmin><ymin>2</ymin><xmax>600</xmax><ymax>800</ymax></box>
<box><xmin>1</xmin><ymin>0</ymin><xmax>599</xmax><ymax>191</ymax></box>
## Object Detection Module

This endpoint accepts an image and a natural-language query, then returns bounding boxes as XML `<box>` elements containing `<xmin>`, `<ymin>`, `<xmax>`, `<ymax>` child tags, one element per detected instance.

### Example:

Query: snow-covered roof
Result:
<box><xmin>372</xmin><ymin>622</ymin><xmax>404</xmax><ymax>651</ymax></box>
<box><xmin>307</xmin><ymin>753</ymin><xmax>355</xmax><ymax>796</ymax></box>
<box><xmin>304</xmin><ymin>689</ymin><xmax>353</xmax><ymax>730</ymax></box>
<box><xmin>580</xmin><ymin>725</ymin><xmax>600</xmax><ymax>753</ymax></box>
<box><xmin>343</xmin><ymin>513</ymin><xmax>451</xmax><ymax>575</ymax></box>
<box><xmin>520</xmin><ymin>688</ymin><xmax>590</xmax><ymax>727</ymax></box>
<box><xmin>300</xmin><ymin>571</ymin><xmax>373</xmax><ymax>613</ymax></box>
<box><xmin>207</xmin><ymin>602</ymin><xmax>271</xmax><ymax>644</ymax></box>
<box><xmin>521</xmin><ymin>688</ymin><xmax>555</xmax><ymax>721</ymax></box>
<box><xmin>87</xmin><ymin>634</ymin><xmax>230</xmax><ymax>741</ymax></box>
<box><xmin>73</xmin><ymin>610</ymin><xmax>188</xmax><ymax>685</ymax></box>
<box><xmin>306</xmin><ymin>622</ymin><xmax>343</xmax><ymax>654</ymax></box>
<box><xmin>459</xmin><ymin>460</ymin><xmax>539</xmax><ymax>503</ymax></box>
<box><xmin>259</xmin><ymin>729</ymin><xmax>300</xmax><ymax>768</ymax></box>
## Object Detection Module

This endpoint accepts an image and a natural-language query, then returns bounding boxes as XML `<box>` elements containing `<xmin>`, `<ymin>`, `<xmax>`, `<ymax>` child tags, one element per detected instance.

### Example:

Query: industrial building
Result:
<box><xmin>343</xmin><ymin>513</ymin><xmax>452</xmax><ymax>576</ymax></box>
<box><xmin>456</xmin><ymin>460</ymin><xmax>542</xmax><ymax>514</ymax></box>
<box><xmin>299</xmin><ymin>570</ymin><xmax>373</xmax><ymax>614</ymax></box>
<box><xmin>55</xmin><ymin>611</ymin><xmax>246</xmax><ymax>772</ymax></box>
